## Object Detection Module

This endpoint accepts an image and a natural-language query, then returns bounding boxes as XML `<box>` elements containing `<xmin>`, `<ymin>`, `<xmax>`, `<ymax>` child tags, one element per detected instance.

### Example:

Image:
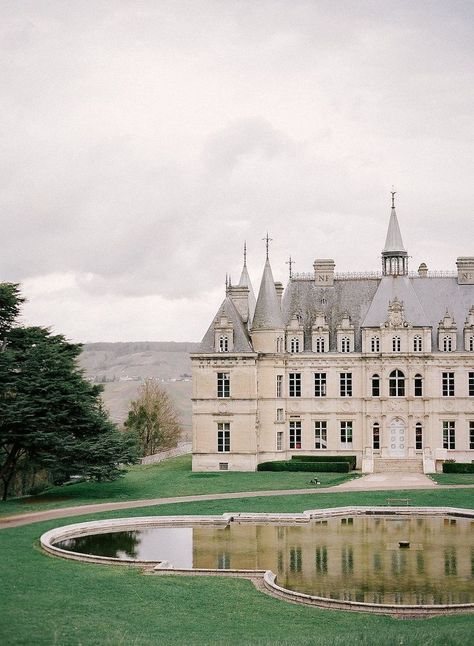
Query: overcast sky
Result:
<box><xmin>2</xmin><ymin>1</ymin><xmax>473</xmax><ymax>342</ymax></box>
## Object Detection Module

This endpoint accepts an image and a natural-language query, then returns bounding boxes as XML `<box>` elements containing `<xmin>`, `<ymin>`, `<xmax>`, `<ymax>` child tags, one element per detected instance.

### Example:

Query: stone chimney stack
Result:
<box><xmin>418</xmin><ymin>262</ymin><xmax>428</xmax><ymax>278</ymax></box>
<box><xmin>228</xmin><ymin>285</ymin><xmax>250</xmax><ymax>323</ymax></box>
<box><xmin>274</xmin><ymin>282</ymin><xmax>284</xmax><ymax>305</ymax></box>
<box><xmin>456</xmin><ymin>257</ymin><xmax>474</xmax><ymax>285</ymax></box>
<box><xmin>313</xmin><ymin>259</ymin><xmax>335</xmax><ymax>286</ymax></box>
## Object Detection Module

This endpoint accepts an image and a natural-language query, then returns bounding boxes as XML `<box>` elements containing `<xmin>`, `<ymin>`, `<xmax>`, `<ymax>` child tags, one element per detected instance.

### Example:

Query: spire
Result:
<box><xmin>237</xmin><ymin>242</ymin><xmax>256</xmax><ymax>322</ymax></box>
<box><xmin>243</xmin><ymin>241</ymin><xmax>247</xmax><ymax>266</ymax></box>
<box><xmin>382</xmin><ymin>190</ymin><xmax>408</xmax><ymax>276</ymax></box>
<box><xmin>383</xmin><ymin>190</ymin><xmax>406</xmax><ymax>253</ymax></box>
<box><xmin>252</xmin><ymin>257</ymin><xmax>284</xmax><ymax>330</ymax></box>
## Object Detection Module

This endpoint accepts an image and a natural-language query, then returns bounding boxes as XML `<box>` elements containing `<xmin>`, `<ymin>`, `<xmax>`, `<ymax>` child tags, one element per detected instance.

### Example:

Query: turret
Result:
<box><xmin>382</xmin><ymin>191</ymin><xmax>408</xmax><ymax>276</ymax></box>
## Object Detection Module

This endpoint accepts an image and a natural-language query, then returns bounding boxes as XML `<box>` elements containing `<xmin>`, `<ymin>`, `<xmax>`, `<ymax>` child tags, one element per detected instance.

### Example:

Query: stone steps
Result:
<box><xmin>373</xmin><ymin>458</ymin><xmax>424</xmax><ymax>473</ymax></box>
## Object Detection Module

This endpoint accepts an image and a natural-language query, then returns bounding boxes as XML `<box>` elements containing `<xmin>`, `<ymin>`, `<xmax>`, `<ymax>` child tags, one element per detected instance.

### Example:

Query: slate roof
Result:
<box><xmin>238</xmin><ymin>263</ymin><xmax>256</xmax><ymax>323</ymax></box>
<box><xmin>199</xmin><ymin>297</ymin><xmax>254</xmax><ymax>353</ymax></box>
<box><xmin>362</xmin><ymin>276</ymin><xmax>430</xmax><ymax>327</ymax></box>
<box><xmin>383</xmin><ymin>207</ymin><xmax>406</xmax><ymax>253</ymax></box>
<box><xmin>252</xmin><ymin>259</ymin><xmax>285</xmax><ymax>330</ymax></box>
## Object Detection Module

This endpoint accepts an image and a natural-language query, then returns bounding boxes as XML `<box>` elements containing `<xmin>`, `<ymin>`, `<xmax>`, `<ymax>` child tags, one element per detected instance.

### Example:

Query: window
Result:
<box><xmin>218</xmin><ymin>462</ymin><xmax>228</xmax><ymax>471</ymax></box>
<box><xmin>415</xmin><ymin>422</ymin><xmax>423</xmax><ymax>450</ymax></box>
<box><xmin>276</xmin><ymin>408</ymin><xmax>284</xmax><ymax>422</ymax></box>
<box><xmin>276</xmin><ymin>336</ymin><xmax>284</xmax><ymax>353</ymax></box>
<box><xmin>469</xmin><ymin>372</ymin><xmax>474</xmax><ymax>397</ymax></box>
<box><xmin>314</xmin><ymin>372</ymin><xmax>327</xmax><ymax>397</ymax></box>
<box><xmin>315</xmin><ymin>546</ymin><xmax>328</xmax><ymax>573</ymax></box>
<box><xmin>389</xmin><ymin>369</ymin><xmax>405</xmax><ymax>396</ymax></box>
<box><xmin>442</xmin><ymin>372</ymin><xmax>455</xmax><ymax>397</ymax></box>
<box><xmin>314</xmin><ymin>421</ymin><xmax>327</xmax><ymax>449</ymax></box>
<box><xmin>217</xmin><ymin>552</ymin><xmax>231</xmax><ymax>569</ymax></box>
<box><xmin>443</xmin><ymin>421</ymin><xmax>455</xmax><ymax>449</ymax></box>
<box><xmin>218</xmin><ymin>335</ymin><xmax>228</xmax><ymax>352</ymax></box>
<box><xmin>340</xmin><ymin>372</ymin><xmax>352</xmax><ymax>397</ymax></box>
<box><xmin>470</xmin><ymin>421</ymin><xmax>474</xmax><ymax>450</ymax></box>
<box><xmin>341</xmin><ymin>336</ymin><xmax>350</xmax><ymax>353</ymax></box>
<box><xmin>372</xmin><ymin>422</ymin><xmax>380</xmax><ymax>450</ymax></box>
<box><xmin>414</xmin><ymin>374</ymin><xmax>423</xmax><ymax>397</ymax></box>
<box><xmin>289</xmin><ymin>420</ymin><xmax>301</xmax><ymax>449</ymax></box>
<box><xmin>371</xmin><ymin>336</ymin><xmax>380</xmax><ymax>352</ymax></box>
<box><xmin>289</xmin><ymin>373</ymin><xmax>301</xmax><ymax>397</ymax></box>
<box><xmin>217</xmin><ymin>422</ymin><xmax>230</xmax><ymax>452</ymax></box>
<box><xmin>413</xmin><ymin>335</ymin><xmax>422</xmax><ymax>352</ymax></box>
<box><xmin>442</xmin><ymin>336</ymin><xmax>453</xmax><ymax>352</ymax></box>
<box><xmin>289</xmin><ymin>546</ymin><xmax>302</xmax><ymax>573</ymax></box>
<box><xmin>276</xmin><ymin>375</ymin><xmax>283</xmax><ymax>398</ymax></box>
<box><xmin>469</xmin><ymin>336</ymin><xmax>474</xmax><ymax>352</ymax></box>
<box><xmin>392</xmin><ymin>336</ymin><xmax>401</xmax><ymax>352</ymax></box>
<box><xmin>276</xmin><ymin>431</ymin><xmax>283</xmax><ymax>451</ymax></box>
<box><xmin>217</xmin><ymin>372</ymin><xmax>230</xmax><ymax>398</ymax></box>
<box><xmin>290</xmin><ymin>337</ymin><xmax>300</xmax><ymax>353</ymax></box>
<box><xmin>341</xmin><ymin>546</ymin><xmax>354</xmax><ymax>574</ymax></box>
<box><xmin>315</xmin><ymin>337</ymin><xmax>325</xmax><ymax>353</ymax></box>
<box><xmin>371</xmin><ymin>374</ymin><xmax>380</xmax><ymax>397</ymax></box>
<box><xmin>340</xmin><ymin>421</ymin><xmax>353</xmax><ymax>445</ymax></box>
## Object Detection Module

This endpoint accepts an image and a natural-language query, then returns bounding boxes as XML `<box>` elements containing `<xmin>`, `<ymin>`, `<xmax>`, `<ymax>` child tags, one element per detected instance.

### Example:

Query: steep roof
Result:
<box><xmin>252</xmin><ymin>259</ymin><xmax>285</xmax><ymax>330</ymax></box>
<box><xmin>199</xmin><ymin>297</ymin><xmax>254</xmax><ymax>353</ymax></box>
<box><xmin>383</xmin><ymin>207</ymin><xmax>406</xmax><ymax>253</ymax></box>
<box><xmin>362</xmin><ymin>276</ymin><xmax>430</xmax><ymax>327</ymax></box>
<box><xmin>238</xmin><ymin>263</ymin><xmax>256</xmax><ymax>323</ymax></box>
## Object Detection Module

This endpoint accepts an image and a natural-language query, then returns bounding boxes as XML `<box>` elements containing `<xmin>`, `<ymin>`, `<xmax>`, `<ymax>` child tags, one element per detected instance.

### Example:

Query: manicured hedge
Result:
<box><xmin>291</xmin><ymin>455</ymin><xmax>356</xmax><ymax>470</ymax></box>
<box><xmin>442</xmin><ymin>462</ymin><xmax>474</xmax><ymax>474</ymax></box>
<box><xmin>257</xmin><ymin>460</ymin><xmax>350</xmax><ymax>473</ymax></box>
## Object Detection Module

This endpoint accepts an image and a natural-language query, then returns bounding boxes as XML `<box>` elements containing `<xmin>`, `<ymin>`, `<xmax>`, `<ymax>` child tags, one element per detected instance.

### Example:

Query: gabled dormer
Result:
<box><xmin>336</xmin><ymin>313</ymin><xmax>354</xmax><ymax>353</ymax></box>
<box><xmin>286</xmin><ymin>314</ymin><xmax>304</xmax><ymax>353</ymax></box>
<box><xmin>214</xmin><ymin>312</ymin><xmax>234</xmax><ymax>352</ymax></box>
<box><xmin>438</xmin><ymin>310</ymin><xmax>457</xmax><ymax>352</ymax></box>
<box><xmin>464</xmin><ymin>305</ymin><xmax>474</xmax><ymax>352</ymax></box>
<box><xmin>311</xmin><ymin>311</ymin><xmax>329</xmax><ymax>353</ymax></box>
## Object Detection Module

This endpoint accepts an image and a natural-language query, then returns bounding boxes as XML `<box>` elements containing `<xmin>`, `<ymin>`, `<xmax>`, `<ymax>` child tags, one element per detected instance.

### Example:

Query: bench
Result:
<box><xmin>308</xmin><ymin>478</ymin><xmax>320</xmax><ymax>485</ymax></box>
<box><xmin>386</xmin><ymin>498</ymin><xmax>410</xmax><ymax>506</ymax></box>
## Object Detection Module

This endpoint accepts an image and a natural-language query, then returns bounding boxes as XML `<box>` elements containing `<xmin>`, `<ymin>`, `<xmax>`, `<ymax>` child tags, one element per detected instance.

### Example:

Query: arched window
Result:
<box><xmin>371</xmin><ymin>374</ymin><xmax>380</xmax><ymax>397</ymax></box>
<box><xmin>470</xmin><ymin>336</ymin><xmax>474</xmax><ymax>352</ymax></box>
<box><xmin>290</xmin><ymin>337</ymin><xmax>300</xmax><ymax>353</ymax></box>
<box><xmin>415</xmin><ymin>422</ymin><xmax>423</xmax><ymax>450</ymax></box>
<box><xmin>389</xmin><ymin>369</ymin><xmax>405</xmax><ymax>397</ymax></box>
<box><xmin>219</xmin><ymin>335</ymin><xmax>229</xmax><ymax>352</ymax></box>
<box><xmin>372</xmin><ymin>422</ymin><xmax>380</xmax><ymax>450</ymax></box>
<box><xmin>315</xmin><ymin>337</ymin><xmax>325</xmax><ymax>353</ymax></box>
<box><xmin>442</xmin><ymin>336</ymin><xmax>452</xmax><ymax>352</ymax></box>
<box><xmin>414</xmin><ymin>374</ymin><xmax>423</xmax><ymax>397</ymax></box>
<box><xmin>392</xmin><ymin>336</ymin><xmax>401</xmax><ymax>352</ymax></box>
<box><xmin>341</xmin><ymin>337</ymin><xmax>350</xmax><ymax>353</ymax></box>
<box><xmin>413</xmin><ymin>335</ymin><xmax>422</xmax><ymax>352</ymax></box>
<box><xmin>371</xmin><ymin>336</ymin><xmax>380</xmax><ymax>352</ymax></box>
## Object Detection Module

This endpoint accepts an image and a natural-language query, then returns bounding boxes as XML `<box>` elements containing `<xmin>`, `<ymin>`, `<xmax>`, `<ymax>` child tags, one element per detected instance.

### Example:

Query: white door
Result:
<box><xmin>389</xmin><ymin>419</ymin><xmax>406</xmax><ymax>457</ymax></box>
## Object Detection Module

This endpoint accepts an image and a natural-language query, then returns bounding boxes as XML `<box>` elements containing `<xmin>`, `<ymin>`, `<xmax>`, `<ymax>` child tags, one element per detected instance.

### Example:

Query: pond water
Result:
<box><xmin>55</xmin><ymin>515</ymin><xmax>474</xmax><ymax>605</ymax></box>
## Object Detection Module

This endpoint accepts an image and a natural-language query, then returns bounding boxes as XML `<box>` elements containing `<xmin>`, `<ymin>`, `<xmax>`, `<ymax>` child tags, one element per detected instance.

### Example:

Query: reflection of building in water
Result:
<box><xmin>192</xmin><ymin>517</ymin><xmax>474</xmax><ymax>604</ymax></box>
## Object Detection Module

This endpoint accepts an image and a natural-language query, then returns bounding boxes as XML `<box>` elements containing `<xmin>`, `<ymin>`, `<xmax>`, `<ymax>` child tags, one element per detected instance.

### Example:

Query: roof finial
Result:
<box><xmin>262</xmin><ymin>232</ymin><xmax>273</xmax><ymax>260</ymax></box>
<box><xmin>285</xmin><ymin>255</ymin><xmax>294</xmax><ymax>279</ymax></box>
<box><xmin>225</xmin><ymin>273</ymin><xmax>228</xmax><ymax>293</ymax></box>
<box><xmin>391</xmin><ymin>186</ymin><xmax>396</xmax><ymax>209</ymax></box>
<box><xmin>243</xmin><ymin>241</ymin><xmax>247</xmax><ymax>266</ymax></box>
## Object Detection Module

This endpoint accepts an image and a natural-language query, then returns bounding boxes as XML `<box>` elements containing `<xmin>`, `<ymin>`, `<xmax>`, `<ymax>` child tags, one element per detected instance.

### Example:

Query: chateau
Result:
<box><xmin>191</xmin><ymin>196</ymin><xmax>474</xmax><ymax>473</ymax></box>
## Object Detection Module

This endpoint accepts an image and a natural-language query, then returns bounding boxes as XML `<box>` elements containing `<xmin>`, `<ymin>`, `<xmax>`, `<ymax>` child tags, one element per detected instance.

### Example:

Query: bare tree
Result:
<box><xmin>124</xmin><ymin>379</ymin><xmax>181</xmax><ymax>456</ymax></box>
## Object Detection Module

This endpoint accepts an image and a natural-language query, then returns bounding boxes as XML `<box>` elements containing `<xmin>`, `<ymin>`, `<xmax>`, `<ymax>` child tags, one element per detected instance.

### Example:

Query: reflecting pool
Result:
<box><xmin>55</xmin><ymin>515</ymin><xmax>474</xmax><ymax>605</ymax></box>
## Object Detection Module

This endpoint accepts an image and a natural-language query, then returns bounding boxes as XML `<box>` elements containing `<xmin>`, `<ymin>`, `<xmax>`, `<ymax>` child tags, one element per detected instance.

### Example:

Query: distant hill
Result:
<box><xmin>78</xmin><ymin>342</ymin><xmax>200</xmax><ymax>438</ymax></box>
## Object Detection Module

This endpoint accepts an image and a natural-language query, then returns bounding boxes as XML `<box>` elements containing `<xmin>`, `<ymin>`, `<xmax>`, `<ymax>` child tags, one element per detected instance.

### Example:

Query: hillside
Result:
<box><xmin>78</xmin><ymin>342</ymin><xmax>200</xmax><ymax>438</ymax></box>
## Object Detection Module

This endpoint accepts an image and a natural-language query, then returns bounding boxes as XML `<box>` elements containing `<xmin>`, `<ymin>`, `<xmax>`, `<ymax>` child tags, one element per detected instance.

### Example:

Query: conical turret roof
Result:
<box><xmin>383</xmin><ymin>206</ymin><xmax>406</xmax><ymax>254</ymax></box>
<box><xmin>238</xmin><ymin>263</ymin><xmax>256</xmax><ymax>322</ymax></box>
<box><xmin>252</xmin><ymin>258</ymin><xmax>284</xmax><ymax>330</ymax></box>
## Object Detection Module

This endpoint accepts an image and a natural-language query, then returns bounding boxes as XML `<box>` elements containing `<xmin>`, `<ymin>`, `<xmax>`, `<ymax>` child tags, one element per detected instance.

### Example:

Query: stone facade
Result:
<box><xmin>192</xmin><ymin>199</ymin><xmax>474</xmax><ymax>473</ymax></box>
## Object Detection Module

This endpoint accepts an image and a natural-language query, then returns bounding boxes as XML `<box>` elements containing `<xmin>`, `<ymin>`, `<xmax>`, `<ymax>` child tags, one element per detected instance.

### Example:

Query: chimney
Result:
<box><xmin>456</xmin><ymin>257</ymin><xmax>474</xmax><ymax>285</ymax></box>
<box><xmin>228</xmin><ymin>285</ymin><xmax>250</xmax><ymax>322</ymax></box>
<box><xmin>274</xmin><ymin>282</ymin><xmax>284</xmax><ymax>305</ymax></box>
<box><xmin>418</xmin><ymin>262</ymin><xmax>428</xmax><ymax>278</ymax></box>
<box><xmin>313</xmin><ymin>259</ymin><xmax>335</xmax><ymax>286</ymax></box>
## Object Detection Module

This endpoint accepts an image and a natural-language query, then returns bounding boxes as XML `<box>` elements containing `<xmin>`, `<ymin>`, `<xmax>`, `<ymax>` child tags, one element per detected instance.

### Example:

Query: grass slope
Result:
<box><xmin>0</xmin><ymin>488</ymin><xmax>473</xmax><ymax>645</ymax></box>
<box><xmin>429</xmin><ymin>473</ymin><xmax>474</xmax><ymax>485</ymax></box>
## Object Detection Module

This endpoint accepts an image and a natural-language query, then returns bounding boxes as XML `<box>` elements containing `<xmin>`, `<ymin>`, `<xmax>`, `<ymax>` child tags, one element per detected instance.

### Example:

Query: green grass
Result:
<box><xmin>430</xmin><ymin>473</ymin><xmax>474</xmax><ymax>485</ymax></box>
<box><xmin>0</xmin><ymin>488</ymin><xmax>473</xmax><ymax>645</ymax></box>
<box><xmin>0</xmin><ymin>454</ymin><xmax>353</xmax><ymax>517</ymax></box>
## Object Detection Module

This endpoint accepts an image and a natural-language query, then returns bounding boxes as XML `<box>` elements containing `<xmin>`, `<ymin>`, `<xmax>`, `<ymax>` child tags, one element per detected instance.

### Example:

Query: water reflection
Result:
<box><xmin>55</xmin><ymin>516</ymin><xmax>474</xmax><ymax>605</ymax></box>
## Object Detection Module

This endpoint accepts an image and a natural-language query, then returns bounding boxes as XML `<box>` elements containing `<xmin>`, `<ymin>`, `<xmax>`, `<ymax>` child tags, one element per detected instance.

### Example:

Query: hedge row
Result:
<box><xmin>291</xmin><ymin>455</ymin><xmax>356</xmax><ymax>470</ymax></box>
<box><xmin>442</xmin><ymin>462</ymin><xmax>474</xmax><ymax>474</ymax></box>
<box><xmin>257</xmin><ymin>460</ymin><xmax>350</xmax><ymax>473</ymax></box>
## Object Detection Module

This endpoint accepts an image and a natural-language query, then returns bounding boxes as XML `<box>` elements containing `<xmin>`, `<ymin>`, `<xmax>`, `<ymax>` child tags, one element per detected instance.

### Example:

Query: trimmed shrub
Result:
<box><xmin>257</xmin><ymin>460</ymin><xmax>349</xmax><ymax>473</ymax></box>
<box><xmin>291</xmin><ymin>455</ymin><xmax>356</xmax><ymax>470</ymax></box>
<box><xmin>442</xmin><ymin>462</ymin><xmax>474</xmax><ymax>474</ymax></box>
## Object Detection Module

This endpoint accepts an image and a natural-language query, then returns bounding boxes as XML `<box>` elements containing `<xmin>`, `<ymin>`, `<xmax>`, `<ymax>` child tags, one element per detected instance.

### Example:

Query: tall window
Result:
<box><xmin>289</xmin><ymin>373</ymin><xmax>301</xmax><ymax>397</ymax></box>
<box><xmin>340</xmin><ymin>421</ymin><xmax>353</xmax><ymax>445</ymax></box>
<box><xmin>469</xmin><ymin>372</ymin><xmax>474</xmax><ymax>397</ymax></box>
<box><xmin>392</xmin><ymin>336</ymin><xmax>401</xmax><ymax>352</ymax></box>
<box><xmin>276</xmin><ymin>375</ymin><xmax>283</xmax><ymax>398</ymax></box>
<box><xmin>413</xmin><ymin>335</ymin><xmax>422</xmax><ymax>352</ymax></box>
<box><xmin>442</xmin><ymin>336</ymin><xmax>453</xmax><ymax>352</ymax></box>
<box><xmin>340</xmin><ymin>372</ymin><xmax>352</xmax><ymax>397</ymax></box>
<box><xmin>414</xmin><ymin>374</ymin><xmax>423</xmax><ymax>397</ymax></box>
<box><xmin>276</xmin><ymin>408</ymin><xmax>284</xmax><ymax>422</ymax></box>
<box><xmin>315</xmin><ymin>337</ymin><xmax>325</xmax><ymax>353</ymax></box>
<box><xmin>389</xmin><ymin>370</ymin><xmax>405</xmax><ymax>396</ymax></box>
<box><xmin>217</xmin><ymin>422</ymin><xmax>230</xmax><ymax>452</ymax></box>
<box><xmin>371</xmin><ymin>336</ymin><xmax>380</xmax><ymax>352</ymax></box>
<box><xmin>289</xmin><ymin>420</ymin><xmax>301</xmax><ymax>449</ymax></box>
<box><xmin>218</xmin><ymin>335</ymin><xmax>229</xmax><ymax>352</ymax></box>
<box><xmin>442</xmin><ymin>372</ymin><xmax>455</xmax><ymax>397</ymax></box>
<box><xmin>415</xmin><ymin>422</ymin><xmax>423</xmax><ymax>450</ymax></box>
<box><xmin>470</xmin><ymin>421</ymin><xmax>474</xmax><ymax>450</ymax></box>
<box><xmin>372</xmin><ymin>422</ymin><xmax>380</xmax><ymax>450</ymax></box>
<box><xmin>217</xmin><ymin>372</ymin><xmax>230</xmax><ymax>398</ymax></box>
<box><xmin>341</xmin><ymin>337</ymin><xmax>350</xmax><ymax>353</ymax></box>
<box><xmin>371</xmin><ymin>374</ymin><xmax>380</xmax><ymax>397</ymax></box>
<box><xmin>276</xmin><ymin>336</ymin><xmax>284</xmax><ymax>353</ymax></box>
<box><xmin>290</xmin><ymin>337</ymin><xmax>300</xmax><ymax>353</ymax></box>
<box><xmin>469</xmin><ymin>336</ymin><xmax>474</xmax><ymax>352</ymax></box>
<box><xmin>276</xmin><ymin>431</ymin><xmax>283</xmax><ymax>451</ymax></box>
<box><xmin>314</xmin><ymin>421</ymin><xmax>327</xmax><ymax>449</ymax></box>
<box><xmin>314</xmin><ymin>373</ymin><xmax>327</xmax><ymax>397</ymax></box>
<box><xmin>443</xmin><ymin>421</ymin><xmax>455</xmax><ymax>449</ymax></box>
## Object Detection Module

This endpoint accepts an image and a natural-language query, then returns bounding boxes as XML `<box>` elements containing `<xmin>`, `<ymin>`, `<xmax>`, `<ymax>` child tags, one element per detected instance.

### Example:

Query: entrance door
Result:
<box><xmin>389</xmin><ymin>418</ymin><xmax>406</xmax><ymax>457</ymax></box>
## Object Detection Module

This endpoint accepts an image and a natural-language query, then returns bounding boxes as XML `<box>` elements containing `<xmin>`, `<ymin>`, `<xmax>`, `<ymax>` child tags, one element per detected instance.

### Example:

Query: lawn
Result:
<box><xmin>0</xmin><ymin>488</ymin><xmax>473</xmax><ymax>645</ymax></box>
<box><xmin>429</xmin><ymin>472</ymin><xmax>474</xmax><ymax>485</ymax></box>
<box><xmin>0</xmin><ymin>454</ymin><xmax>353</xmax><ymax>517</ymax></box>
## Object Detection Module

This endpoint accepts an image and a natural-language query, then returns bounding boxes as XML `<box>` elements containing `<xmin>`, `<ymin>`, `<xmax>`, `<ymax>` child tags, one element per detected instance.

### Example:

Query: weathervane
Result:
<box><xmin>391</xmin><ymin>186</ymin><xmax>396</xmax><ymax>209</ymax></box>
<box><xmin>243</xmin><ymin>241</ymin><xmax>247</xmax><ymax>266</ymax></box>
<box><xmin>285</xmin><ymin>255</ymin><xmax>295</xmax><ymax>279</ymax></box>
<box><xmin>262</xmin><ymin>232</ymin><xmax>273</xmax><ymax>259</ymax></box>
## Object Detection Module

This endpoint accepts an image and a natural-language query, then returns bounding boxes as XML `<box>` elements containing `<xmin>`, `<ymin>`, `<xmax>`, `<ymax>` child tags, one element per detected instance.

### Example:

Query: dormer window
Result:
<box><xmin>219</xmin><ymin>335</ymin><xmax>229</xmax><ymax>352</ymax></box>
<box><xmin>341</xmin><ymin>337</ymin><xmax>350</xmax><ymax>353</ymax></box>
<box><xmin>290</xmin><ymin>337</ymin><xmax>300</xmax><ymax>353</ymax></box>
<box><xmin>392</xmin><ymin>336</ymin><xmax>401</xmax><ymax>352</ymax></box>
<box><xmin>276</xmin><ymin>336</ymin><xmax>284</xmax><ymax>353</ymax></box>
<box><xmin>413</xmin><ymin>335</ymin><xmax>422</xmax><ymax>352</ymax></box>
<box><xmin>442</xmin><ymin>336</ymin><xmax>452</xmax><ymax>352</ymax></box>
<box><xmin>315</xmin><ymin>337</ymin><xmax>325</xmax><ymax>353</ymax></box>
<box><xmin>469</xmin><ymin>336</ymin><xmax>474</xmax><ymax>352</ymax></box>
<box><xmin>371</xmin><ymin>336</ymin><xmax>380</xmax><ymax>352</ymax></box>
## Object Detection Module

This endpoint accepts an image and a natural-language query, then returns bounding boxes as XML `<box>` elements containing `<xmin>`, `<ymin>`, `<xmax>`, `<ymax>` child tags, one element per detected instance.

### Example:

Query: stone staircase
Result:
<box><xmin>373</xmin><ymin>458</ymin><xmax>424</xmax><ymax>473</ymax></box>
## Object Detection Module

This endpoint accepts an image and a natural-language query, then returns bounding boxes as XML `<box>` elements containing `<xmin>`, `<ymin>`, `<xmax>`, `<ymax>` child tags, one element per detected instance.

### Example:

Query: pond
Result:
<box><xmin>54</xmin><ymin>515</ymin><xmax>474</xmax><ymax>605</ymax></box>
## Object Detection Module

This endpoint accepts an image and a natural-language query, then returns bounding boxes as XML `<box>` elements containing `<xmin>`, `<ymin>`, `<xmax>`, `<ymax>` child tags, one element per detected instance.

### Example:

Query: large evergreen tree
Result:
<box><xmin>0</xmin><ymin>283</ymin><xmax>138</xmax><ymax>500</ymax></box>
